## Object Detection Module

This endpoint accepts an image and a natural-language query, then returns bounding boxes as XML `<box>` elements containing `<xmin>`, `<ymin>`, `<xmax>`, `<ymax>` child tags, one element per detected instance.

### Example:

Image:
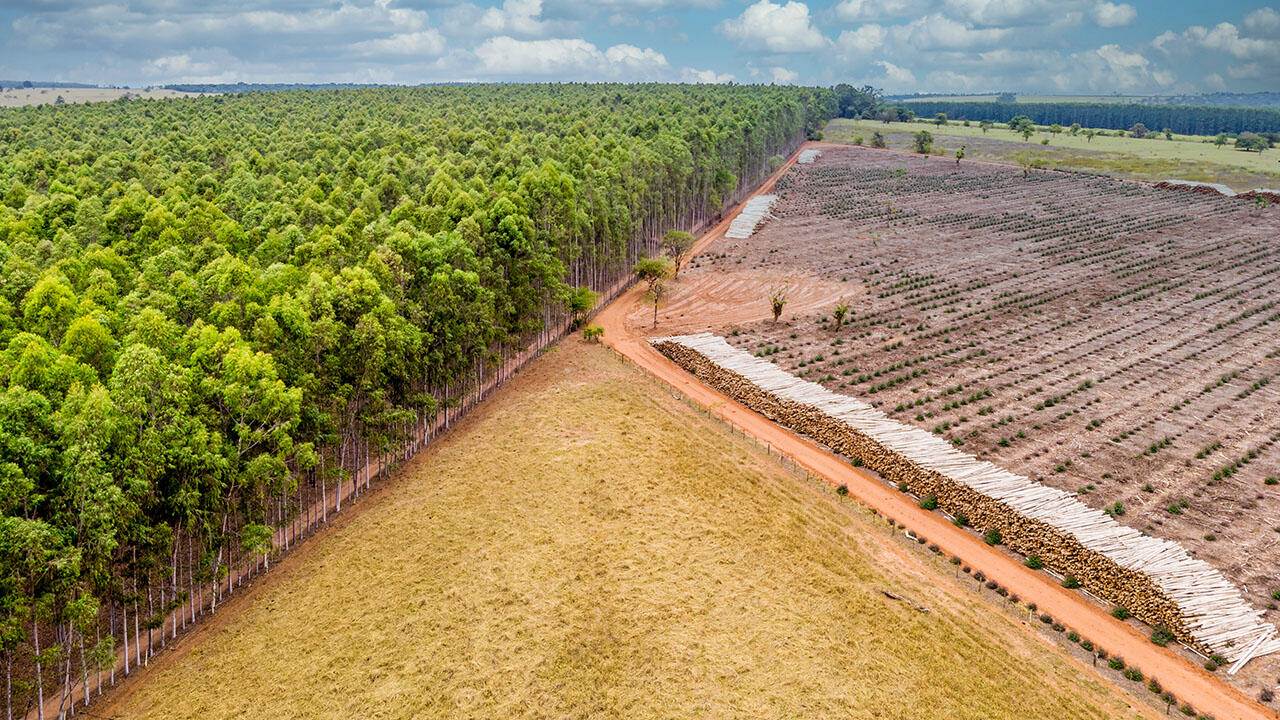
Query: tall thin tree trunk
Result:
<box><xmin>33</xmin><ymin>619</ymin><xmax>43</xmax><ymax>720</ymax></box>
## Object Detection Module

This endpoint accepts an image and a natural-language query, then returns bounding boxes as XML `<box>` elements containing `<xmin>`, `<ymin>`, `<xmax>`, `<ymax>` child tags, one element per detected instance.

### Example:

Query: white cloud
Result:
<box><xmin>473</xmin><ymin>36</ymin><xmax>667</xmax><ymax>78</ymax></box>
<box><xmin>1090</xmin><ymin>1</ymin><xmax>1136</xmax><ymax>28</ymax></box>
<box><xmin>680</xmin><ymin>67</ymin><xmax>735</xmax><ymax>83</ymax></box>
<box><xmin>479</xmin><ymin>0</ymin><xmax>548</xmax><ymax>36</ymax></box>
<box><xmin>891</xmin><ymin>14</ymin><xmax>1011</xmax><ymax>50</ymax></box>
<box><xmin>1244</xmin><ymin>7</ymin><xmax>1280</xmax><ymax>37</ymax></box>
<box><xmin>603</xmin><ymin>43</ymin><xmax>669</xmax><ymax>71</ymax></box>
<box><xmin>942</xmin><ymin>0</ymin><xmax>1053</xmax><ymax>26</ymax></box>
<box><xmin>770</xmin><ymin>66</ymin><xmax>799</xmax><ymax>83</ymax></box>
<box><xmin>875</xmin><ymin>59</ymin><xmax>916</xmax><ymax>87</ymax></box>
<box><xmin>833</xmin><ymin>0</ymin><xmax>928</xmax><ymax>22</ymax></box>
<box><xmin>717</xmin><ymin>0</ymin><xmax>828</xmax><ymax>53</ymax></box>
<box><xmin>835</xmin><ymin>24</ymin><xmax>886</xmax><ymax>54</ymax></box>
<box><xmin>349</xmin><ymin>30</ymin><xmax>445</xmax><ymax>57</ymax></box>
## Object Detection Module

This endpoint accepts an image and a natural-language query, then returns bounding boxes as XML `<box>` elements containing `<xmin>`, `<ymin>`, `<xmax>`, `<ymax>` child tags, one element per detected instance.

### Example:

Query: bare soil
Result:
<box><xmin>0</xmin><ymin>87</ymin><xmax>206</xmax><ymax>108</ymax></box>
<box><xmin>631</xmin><ymin>143</ymin><xmax>1280</xmax><ymax>701</ymax></box>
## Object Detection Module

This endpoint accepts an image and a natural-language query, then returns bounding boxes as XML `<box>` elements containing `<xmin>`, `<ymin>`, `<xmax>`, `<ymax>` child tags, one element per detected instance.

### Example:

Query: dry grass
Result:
<box><xmin>113</xmin><ymin>341</ymin><xmax>1150</xmax><ymax>720</ymax></box>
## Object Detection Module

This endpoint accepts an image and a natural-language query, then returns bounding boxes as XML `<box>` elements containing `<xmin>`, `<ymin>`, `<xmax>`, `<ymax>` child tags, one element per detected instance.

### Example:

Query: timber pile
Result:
<box><xmin>1153</xmin><ymin>179</ymin><xmax>1237</xmax><ymax>197</ymax></box>
<box><xmin>725</xmin><ymin>194</ymin><xmax>777</xmax><ymax>239</ymax></box>
<box><xmin>1240</xmin><ymin>189</ymin><xmax>1280</xmax><ymax>203</ymax></box>
<box><xmin>653</xmin><ymin>332</ymin><xmax>1280</xmax><ymax>663</ymax></box>
<box><xmin>798</xmin><ymin>149</ymin><xmax>822</xmax><ymax>164</ymax></box>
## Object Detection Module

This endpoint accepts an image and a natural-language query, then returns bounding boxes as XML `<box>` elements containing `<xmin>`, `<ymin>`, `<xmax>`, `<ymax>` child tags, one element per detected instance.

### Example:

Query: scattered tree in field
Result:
<box><xmin>1021</xmin><ymin>126</ymin><xmax>1035</xmax><ymax>142</ymax></box>
<box><xmin>568</xmin><ymin>286</ymin><xmax>598</xmax><ymax>328</ymax></box>
<box><xmin>979</xmin><ymin>119</ymin><xmax>993</xmax><ymax>134</ymax></box>
<box><xmin>832</xmin><ymin>299</ymin><xmax>850</xmax><ymax>329</ymax></box>
<box><xmin>1236</xmin><ymin>132</ymin><xmax>1270</xmax><ymax>153</ymax></box>
<box><xmin>1163</xmin><ymin>128</ymin><xmax>1173</xmax><ymax>140</ymax></box>
<box><xmin>582</xmin><ymin>326</ymin><xmax>604</xmax><ymax>342</ymax></box>
<box><xmin>935</xmin><ymin>112</ymin><xmax>948</xmax><ymax>126</ymax></box>
<box><xmin>912</xmin><ymin>129</ymin><xmax>933</xmax><ymax>154</ymax></box>
<box><xmin>1049</xmin><ymin>124</ymin><xmax>1063</xmax><ymax>136</ymax></box>
<box><xmin>1069</xmin><ymin>123</ymin><xmax>1081</xmax><ymax>136</ymax></box>
<box><xmin>1213</xmin><ymin>132</ymin><xmax>1230</xmax><ymax>147</ymax></box>
<box><xmin>1085</xmin><ymin>129</ymin><xmax>1097</xmax><ymax>142</ymax></box>
<box><xmin>870</xmin><ymin>130</ymin><xmax>887</xmax><ymax>148</ymax></box>
<box><xmin>768</xmin><ymin>282</ymin><xmax>790</xmax><ymax>323</ymax></box>
<box><xmin>1009</xmin><ymin>114</ymin><xmax>1035</xmax><ymax>138</ymax></box>
<box><xmin>1129</xmin><ymin>122</ymin><xmax>1149</xmax><ymax>138</ymax></box>
<box><xmin>634</xmin><ymin>257</ymin><xmax>674</xmax><ymax>328</ymax></box>
<box><xmin>955</xmin><ymin>145</ymin><xmax>966</xmax><ymax>164</ymax></box>
<box><xmin>661</xmin><ymin>229</ymin><xmax>695</xmax><ymax>277</ymax></box>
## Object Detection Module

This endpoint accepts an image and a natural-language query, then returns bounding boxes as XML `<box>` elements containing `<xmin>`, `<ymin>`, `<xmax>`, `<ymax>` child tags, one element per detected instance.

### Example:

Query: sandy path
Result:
<box><xmin>596</xmin><ymin>141</ymin><xmax>1278</xmax><ymax>720</ymax></box>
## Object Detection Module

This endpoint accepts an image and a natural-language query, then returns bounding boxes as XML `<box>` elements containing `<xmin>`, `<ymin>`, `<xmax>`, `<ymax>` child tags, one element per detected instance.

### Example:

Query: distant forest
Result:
<box><xmin>890</xmin><ymin>100</ymin><xmax>1280</xmax><ymax>135</ymax></box>
<box><xmin>0</xmin><ymin>83</ymin><xmax>835</xmax><ymax>716</ymax></box>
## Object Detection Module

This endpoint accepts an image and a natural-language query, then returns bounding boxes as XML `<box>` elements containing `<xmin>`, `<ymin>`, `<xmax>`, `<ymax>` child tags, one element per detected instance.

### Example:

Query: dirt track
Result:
<box><xmin>595</xmin><ymin>141</ymin><xmax>1279</xmax><ymax>720</ymax></box>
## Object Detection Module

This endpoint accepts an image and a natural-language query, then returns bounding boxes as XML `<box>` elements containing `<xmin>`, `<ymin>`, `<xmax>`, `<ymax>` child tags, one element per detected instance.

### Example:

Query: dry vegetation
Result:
<box><xmin>0</xmin><ymin>86</ymin><xmax>205</xmax><ymax>107</ymax></box>
<box><xmin>689</xmin><ymin>146</ymin><xmax>1280</xmax><ymax>678</ymax></box>
<box><xmin>109</xmin><ymin>341</ymin><xmax>1149</xmax><ymax>720</ymax></box>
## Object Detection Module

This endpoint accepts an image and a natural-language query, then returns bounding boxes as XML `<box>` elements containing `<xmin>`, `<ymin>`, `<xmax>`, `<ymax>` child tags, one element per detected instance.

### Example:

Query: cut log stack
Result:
<box><xmin>724</xmin><ymin>195</ymin><xmax>777</xmax><ymax>239</ymax></box>
<box><xmin>653</xmin><ymin>332</ymin><xmax>1280</xmax><ymax>664</ymax></box>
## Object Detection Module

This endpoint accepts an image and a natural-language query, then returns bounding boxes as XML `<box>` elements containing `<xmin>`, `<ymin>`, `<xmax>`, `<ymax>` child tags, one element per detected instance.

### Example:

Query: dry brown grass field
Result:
<box><xmin>107</xmin><ymin>340</ymin><xmax>1151</xmax><ymax>720</ymax></box>
<box><xmin>0</xmin><ymin>86</ymin><xmax>205</xmax><ymax>107</ymax></box>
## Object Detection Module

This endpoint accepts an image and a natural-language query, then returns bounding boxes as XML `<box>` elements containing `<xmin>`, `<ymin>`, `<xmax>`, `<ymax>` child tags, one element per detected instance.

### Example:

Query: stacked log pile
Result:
<box><xmin>724</xmin><ymin>195</ymin><xmax>777</xmax><ymax>239</ymax></box>
<box><xmin>654</xmin><ymin>333</ymin><xmax>1280</xmax><ymax>663</ymax></box>
<box><xmin>798</xmin><ymin>149</ymin><xmax>822</xmax><ymax>164</ymax></box>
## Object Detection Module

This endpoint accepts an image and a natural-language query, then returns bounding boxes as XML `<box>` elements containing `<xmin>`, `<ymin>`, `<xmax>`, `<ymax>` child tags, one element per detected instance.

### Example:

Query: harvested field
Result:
<box><xmin>664</xmin><ymin>144</ymin><xmax>1280</xmax><ymax>685</ymax></box>
<box><xmin>106</xmin><ymin>341</ymin><xmax>1152</xmax><ymax>720</ymax></box>
<box><xmin>0</xmin><ymin>86</ymin><xmax>206</xmax><ymax>107</ymax></box>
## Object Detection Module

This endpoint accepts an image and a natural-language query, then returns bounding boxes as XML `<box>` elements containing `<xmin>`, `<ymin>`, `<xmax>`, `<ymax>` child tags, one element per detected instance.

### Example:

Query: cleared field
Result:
<box><xmin>670</xmin><ymin>144</ymin><xmax>1280</xmax><ymax>696</ymax></box>
<box><xmin>0</xmin><ymin>86</ymin><xmax>205</xmax><ymax>107</ymax></box>
<box><xmin>825</xmin><ymin>118</ymin><xmax>1280</xmax><ymax>191</ymax></box>
<box><xmin>107</xmin><ymin>340</ymin><xmax>1150</xmax><ymax>720</ymax></box>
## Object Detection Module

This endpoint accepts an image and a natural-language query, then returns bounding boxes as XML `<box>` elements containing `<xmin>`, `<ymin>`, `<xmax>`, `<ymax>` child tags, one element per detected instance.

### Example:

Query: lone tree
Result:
<box><xmin>1085</xmin><ymin>129</ymin><xmax>1097</xmax><ymax>142</ymax></box>
<box><xmin>634</xmin><ymin>257</ymin><xmax>673</xmax><ymax>328</ymax></box>
<box><xmin>979</xmin><ymin>119</ymin><xmax>992</xmax><ymax>134</ymax></box>
<box><xmin>768</xmin><ymin>282</ymin><xmax>789</xmax><ymax>323</ymax></box>
<box><xmin>567</xmin><ymin>285</ymin><xmax>597</xmax><ymax>328</ymax></box>
<box><xmin>1069</xmin><ymin>123</ymin><xmax>1081</xmax><ymax>136</ymax></box>
<box><xmin>934</xmin><ymin>112</ymin><xmax>947</xmax><ymax>126</ymax></box>
<box><xmin>1236</xmin><ymin>132</ymin><xmax>1270</xmax><ymax>153</ymax></box>
<box><xmin>955</xmin><ymin>144</ymin><xmax>966</xmax><ymax>165</ymax></box>
<box><xmin>661</xmin><ymin>229</ymin><xmax>695</xmax><ymax>277</ymax></box>
<box><xmin>1129</xmin><ymin>122</ymin><xmax>1149</xmax><ymax>139</ymax></box>
<box><xmin>870</xmin><ymin>130</ymin><xmax>887</xmax><ymax>148</ymax></box>
<box><xmin>831</xmin><ymin>299</ymin><xmax>850</xmax><ymax>329</ymax></box>
<box><xmin>912</xmin><ymin>129</ymin><xmax>933</xmax><ymax>154</ymax></box>
<box><xmin>1213</xmin><ymin>132</ymin><xmax>1229</xmax><ymax>148</ymax></box>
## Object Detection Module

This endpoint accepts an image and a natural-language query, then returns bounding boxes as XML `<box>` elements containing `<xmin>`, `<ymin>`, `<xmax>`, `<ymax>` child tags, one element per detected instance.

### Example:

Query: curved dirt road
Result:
<box><xmin>596</xmin><ymin>142</ymin><xmax>1278</xmax><ymax>720</ymax></box>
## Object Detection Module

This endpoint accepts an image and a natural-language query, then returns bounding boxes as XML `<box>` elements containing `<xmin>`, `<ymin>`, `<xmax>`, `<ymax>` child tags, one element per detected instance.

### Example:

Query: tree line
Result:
<box><xmin>0</xmin><ymin>83</ymin><xmax>836</xmax><ymax>718</ymax></box>
<box><xmin>897</xmin><ymin>101</ymin><xmax>1280</xmax><ymax>136</ymax></box>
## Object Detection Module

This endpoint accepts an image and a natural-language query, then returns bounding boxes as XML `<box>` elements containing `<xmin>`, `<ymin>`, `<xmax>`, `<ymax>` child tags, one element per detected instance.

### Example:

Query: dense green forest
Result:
<box><xmin>0</xmin><ymin>83</ymin><xmax>835</xmax><ymax>717</ymax></box>
<box><xmin>895</xmin><ymin>100</ymin><xmax>1280</xmax><ymax>135</ymax></box>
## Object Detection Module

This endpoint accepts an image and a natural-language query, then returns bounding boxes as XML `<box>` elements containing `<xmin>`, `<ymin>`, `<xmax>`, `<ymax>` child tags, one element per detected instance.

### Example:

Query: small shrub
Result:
<box><xmin>1066</xmin><ymin>630</ymin><xmax>1080</xmax><ymax>643</ymax></box>
<box><xmin>983</xmin><ymin>529</ymin><xmax>1002</xmax><ymax>545</ymax></box>
<box><xmin>1147</xmin><ymin>678</ymin><xmax>1162</xmax><ymax>694</ymax></box>
<box><xmin>962</xmin><ymin>566</ymin><xmax>971</xmax><ymax>573</ymax></box>
<box><xmin>1039</xmin><ymin>613</ymin><xmax>1053</xmax><ymax>624</ymax></box>
<box><xmin>973</xmin><ymin>571</ymin><xmax>986</xmax><ymax>582</ymax></box>
<box><xmin>919</xmin><ymin>495</ymin><xmax>939</xmax><ymax>510</ymax></box>
<box><xmin>1108</xmin><ymin>656</ymin><xmax>1124</xmax><ymax>670</ymax></box>
<box><xmin>1150</xmin><ymin>625</ymin><xmax>1175</xmax><ymax>647</ymax></box>
<box><xmin>985</xmin><ymin>580</ymin><xmax>998</xmax><ymax>590</ymax></box>
<box><xmin>1111</xmin><ymin>606</ymin><xmax>1131</xmax><ymax>620</ymax></box>
<box><xmin>1203</xmin><ymin>660</ymin><xmax>1218</xmax><ymax>671</ymax></box>
<box><xmin>836</xmin><ymin>484</ymin><xmax>849</xmax><ymax>496</ymax></box>
<box><xmin>1061</xmin><ymin>575</ymin><xmax>1080</xmax><ymax>589</ymax></box>
<box><xmin>897</xmin><ymin>481</ymin><xmax>910</xmax><ymax>492</ymax></box>
<box><xmin>1179</xmin><ymin>704</ymin><xmax>1193</xmax><ymax>716</ymax></box>
<box><xmin>1260</xmin><ymin>687</ymin><xmax>1275</xmax><ymax>703</ymax></box>
<box><xmin>952</xmin><ymin>512</ymin><xmax>969</xmax><ymax>527</ymax></box>
<box><xmin>1123</xmin><ymin>667</ymin><xmax>1144</xmax><ymax>682</ymax></box>
<box><xmin>1051</xmin><ymin>622</ymin><xmax>1065</xmax><ymax>632</ymax></box>
<box><xmin>949</xmin><ymin>556</ymin><xmax>961</xmax><ymax>565</ymax></box>
<box><xmin>1080</xmin><ymin>639</ymin><xmax>1094</xmax><ymax>651</ymax></box>
<box><xmin>1024</xmin><ymin>555</ymin><xmax>1044</xmax><ymax>570</ymax></box>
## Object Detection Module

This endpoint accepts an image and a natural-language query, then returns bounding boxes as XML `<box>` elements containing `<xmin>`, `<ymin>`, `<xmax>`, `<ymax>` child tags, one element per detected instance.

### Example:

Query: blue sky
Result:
<box><xmin>0</xmin><ymin>0</ymin><xmax>1276</xmax><ymax>93</ymax></box>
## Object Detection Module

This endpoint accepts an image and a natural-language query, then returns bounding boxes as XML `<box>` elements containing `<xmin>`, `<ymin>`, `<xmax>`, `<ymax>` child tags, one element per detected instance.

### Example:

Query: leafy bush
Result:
<box><xmin>919</xmin><ymin>495</ymin><xmax>938</xmax><ymax>510</ymax></box>
<box><xmin>1024</xmin><ymin>555</ymin><xmax>1044</xmax><ymax>570</ymax></box>
<box><xmin>983</xmin><ymin>529</ymin><xmax>1002</xmax><ymax>546</ymax></box>
<box><xmin>1111</xmin><ymin>606</ymin><xmax>1131</xmax><ymax>620</ymax></box>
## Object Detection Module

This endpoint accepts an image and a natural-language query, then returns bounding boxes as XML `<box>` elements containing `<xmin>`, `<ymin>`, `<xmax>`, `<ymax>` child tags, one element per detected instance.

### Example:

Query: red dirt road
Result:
<box><xmin>596</xmin><ymin>142</ymin><xmax>1279</xmax><ymax>720</ymax></box>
